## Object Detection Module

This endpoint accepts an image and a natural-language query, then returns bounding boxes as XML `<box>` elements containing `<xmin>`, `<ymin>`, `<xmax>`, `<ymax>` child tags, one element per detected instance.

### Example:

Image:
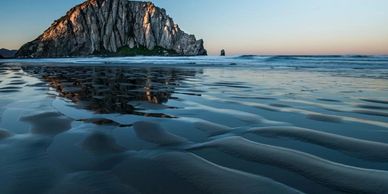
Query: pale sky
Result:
<box><xmin>0</xmin><ymin>0</ymin><xmax>387</xmax><ymax>55</ymax></box>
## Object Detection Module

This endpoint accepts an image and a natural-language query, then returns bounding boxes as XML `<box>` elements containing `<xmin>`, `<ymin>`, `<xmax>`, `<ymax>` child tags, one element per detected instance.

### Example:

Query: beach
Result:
<box><xmin>0</xmin><ymin>56</ymin><xmax>388</xmax><ymax>194</ymax></box>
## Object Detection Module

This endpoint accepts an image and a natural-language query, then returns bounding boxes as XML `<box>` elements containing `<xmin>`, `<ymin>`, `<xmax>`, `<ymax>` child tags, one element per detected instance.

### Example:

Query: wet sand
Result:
<box><xmin>0</xmin><ymin>61</ymin><xmax>388</xmax><ymax>194</ymax></box>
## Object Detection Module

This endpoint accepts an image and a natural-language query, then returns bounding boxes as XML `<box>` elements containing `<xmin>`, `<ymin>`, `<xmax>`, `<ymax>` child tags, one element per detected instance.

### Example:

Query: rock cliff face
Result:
<box><xmin>16</xmin><ymin>0</ymin><xmax>207</xmax><ymax>58</ymax></box>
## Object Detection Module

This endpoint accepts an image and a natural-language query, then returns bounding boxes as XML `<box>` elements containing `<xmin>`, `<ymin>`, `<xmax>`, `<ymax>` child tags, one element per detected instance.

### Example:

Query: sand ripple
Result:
<box><xmin>190</xmin><ymin>137</ymin><xmax>388</xmax><ymax>194</ymax></box>
<box><xmin>155</xmin><ymin>152</ymin><xmax>304</xmax><ymax>194</ymax></box>
<box><xmin>133</xmin><ymin>121</ymin><xmax>187</xmax><ymax>145</ymax></box>
<box><xmin>246</xmin><ymin>126</ymin><xmax>388</xmax><ymax>161</ymax></box>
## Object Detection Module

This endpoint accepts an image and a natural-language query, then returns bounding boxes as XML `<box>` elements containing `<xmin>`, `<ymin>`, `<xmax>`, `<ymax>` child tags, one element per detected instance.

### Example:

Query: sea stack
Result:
<box><xmin>220</xmin><ymin>49</ymin><xmax>226</xmax><ymax>56</ymax></box>
<box><xmin>16</xmin><ymin>0</ymin><xmax>207</xmax><ymax>58</ymax></box>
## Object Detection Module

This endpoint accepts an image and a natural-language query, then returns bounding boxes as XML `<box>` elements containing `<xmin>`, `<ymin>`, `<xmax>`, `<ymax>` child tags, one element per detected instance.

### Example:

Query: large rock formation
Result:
<box><xmin>16</xmin><ymin>0</ymin><xmax>207</xmax><ymax>58</ymax></box>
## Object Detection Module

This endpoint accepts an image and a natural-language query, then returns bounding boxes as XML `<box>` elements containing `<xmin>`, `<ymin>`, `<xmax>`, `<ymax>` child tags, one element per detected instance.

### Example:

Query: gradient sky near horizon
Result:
<box><xmin>0</xmin><ymin>0</ymin><xmax>387</xmax><ymax>55</ymax></box>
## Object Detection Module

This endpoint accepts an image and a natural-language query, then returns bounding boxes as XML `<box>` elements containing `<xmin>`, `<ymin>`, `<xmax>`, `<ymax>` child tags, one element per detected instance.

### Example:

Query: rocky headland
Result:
<box><xmin>16</xmin><ymin>0</ymin><xmax>207</xmax><ymax>58</ymax></box>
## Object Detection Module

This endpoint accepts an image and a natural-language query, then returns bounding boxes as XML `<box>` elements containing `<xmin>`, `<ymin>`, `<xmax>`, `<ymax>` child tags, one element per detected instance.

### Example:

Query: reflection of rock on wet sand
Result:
<box><xmin>22</xmin><ymin>66</ymin><xmax>199</xmax><ymax>116</ymax></box>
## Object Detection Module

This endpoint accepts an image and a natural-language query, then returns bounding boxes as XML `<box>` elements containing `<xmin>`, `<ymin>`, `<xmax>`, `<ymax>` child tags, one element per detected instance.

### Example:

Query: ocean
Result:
<box><xmin>0</xmin><ymin>56</ymin><xmax>388</xmax><ymax>194</ymax></box>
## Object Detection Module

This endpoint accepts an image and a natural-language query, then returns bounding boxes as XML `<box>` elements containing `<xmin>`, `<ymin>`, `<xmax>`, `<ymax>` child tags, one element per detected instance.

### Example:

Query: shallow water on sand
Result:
<box><xmin>0</xmin><ymin>58</ymin><xmax>388</xmax><ymax>194</ymax></box>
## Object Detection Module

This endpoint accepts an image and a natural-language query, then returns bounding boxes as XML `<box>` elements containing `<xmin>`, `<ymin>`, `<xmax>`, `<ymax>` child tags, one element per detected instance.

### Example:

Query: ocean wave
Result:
<box><xmin>2</xmin><ymin>56</ymin><xmax>388</xmax><ymax>76</ymax></box>
<box><xmin>234</xmin><ymin>55</ymin><xmax>260</xmax><ymax>59</ymax></box>
<box><xmin>265</xmin><ymin>56</ymin><xmax>302</xmax><ymax>62</ymax></box>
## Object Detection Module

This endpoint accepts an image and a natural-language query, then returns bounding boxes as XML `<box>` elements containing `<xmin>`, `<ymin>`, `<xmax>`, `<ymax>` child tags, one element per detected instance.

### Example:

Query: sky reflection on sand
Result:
<box><xmin>0</xmin><ymin>60</ymin><xmax>388</xmax><ymax>194</ymax></box>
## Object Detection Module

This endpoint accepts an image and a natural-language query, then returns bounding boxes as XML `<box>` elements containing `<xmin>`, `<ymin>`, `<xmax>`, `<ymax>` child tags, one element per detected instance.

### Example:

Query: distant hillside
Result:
<box><xmin>0</xmin><ymin>48</ymin><xmax>17</xmax><ymax>58</ymax></box>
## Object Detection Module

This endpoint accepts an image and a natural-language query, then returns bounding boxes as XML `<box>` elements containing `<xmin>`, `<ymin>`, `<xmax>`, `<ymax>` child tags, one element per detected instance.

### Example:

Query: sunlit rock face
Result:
<box><xmin>16</xmin><ymin>0</ymin><xmax>207</xmax><ymax>58</ymax></box>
